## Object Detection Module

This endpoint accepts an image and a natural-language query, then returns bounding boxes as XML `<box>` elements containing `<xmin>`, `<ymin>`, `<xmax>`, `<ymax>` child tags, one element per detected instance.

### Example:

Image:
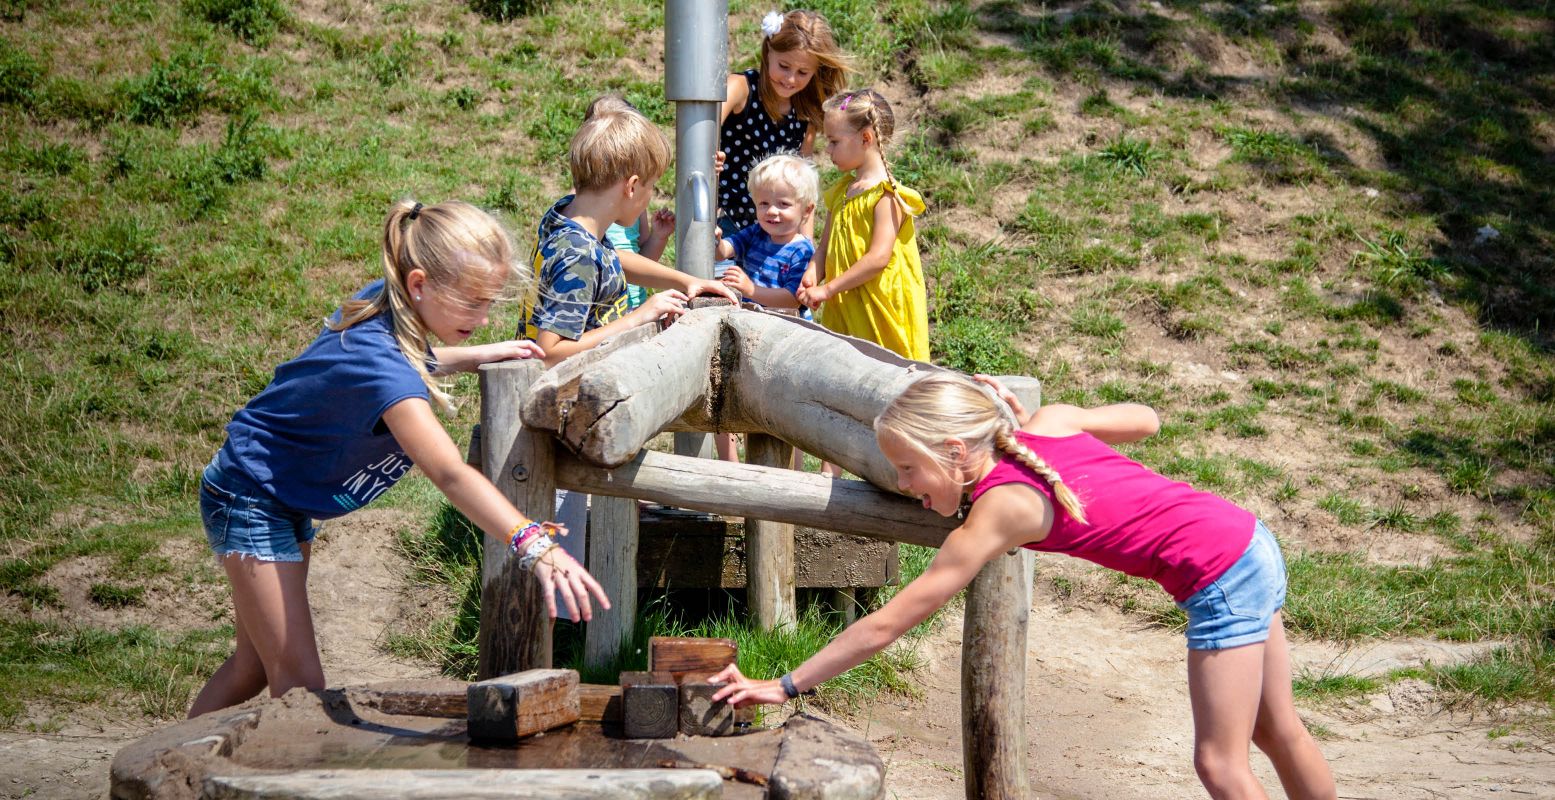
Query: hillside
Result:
<box><xmin>2</xmin><ymin>0</ymin><xmax>1553</xmax><ymax>797</ymax></box>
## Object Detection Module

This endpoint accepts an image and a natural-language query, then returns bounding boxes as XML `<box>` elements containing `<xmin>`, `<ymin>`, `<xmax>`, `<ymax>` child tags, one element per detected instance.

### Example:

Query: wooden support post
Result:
<box><xmin>961</xmin><ymin>380</ymin><xmax>1039</xmax><ymax>800</ymax></box>
<box><xmin>745</xmin><ymin>433</ymin><xmax>796</xmax><ymax>630</ymax></box>
<box><xmin>832</xmin><ymin>588</ymin><xmax>858</xmax><ymax>625</ymax></box>
<box><xmin>647</xmin><ymin>636</ymin><xmax>737</xmax><ymax>679</ymax></box>
<box><xmin>620</xmin><ymin>671</ymin><xmax>679</xmax><ymax>739</ymax></box>
<box><xmin>583</xmin><ymin>495</ymin><xmax>638</xmax><ymax>671</ymax></box>
<box><xmin>466</xmin><ymin>669</ymin><xmax>580</xmax><ymax>742</ymax></box>
<box><xmin>478</xmin><ymin>360</ymin><xmax>555</xmax><ymax>679</ymax></box>
<box><xmin>677</xmin><ymin>673</ymin><xmax>738</xmax><ymax>736</ymax></box>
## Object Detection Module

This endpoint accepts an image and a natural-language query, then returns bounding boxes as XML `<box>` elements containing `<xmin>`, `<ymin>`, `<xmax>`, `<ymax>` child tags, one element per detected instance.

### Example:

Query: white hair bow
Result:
<box><xmin>762</xmin><ymin>10</ymin><xmax>784</xmax><ymax>38</ymax></box>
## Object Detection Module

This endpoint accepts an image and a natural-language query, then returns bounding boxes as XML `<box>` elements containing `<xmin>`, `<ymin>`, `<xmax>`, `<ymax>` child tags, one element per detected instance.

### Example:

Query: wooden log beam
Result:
<box><xmin>203</xmin><ymin>769</ymin><xmax>725</xmax><ymax>800</ymax></box>
<box><xmin>520</xmin><ymin>309</ymin><xmax>721</xmax><ymax>466</ymax></box>
<box><xmin>478</xmin><ymin>361</ymin><xmax>553</xmax><ymax>678</ymax></box>
<box><xmin>466</xmin><ymin>669</ymin><xmax>580</xmax><ymax>743</ymax></box>
<box><xmin>583</xmin><ymin>495</ymin><xmax>638</xmax><ymax>671</ymax></box>
<box><xmin>521</xmin><ymin>323</ymin><xmax>661</xmax><ymax>437</ymax></box>
<box><xmin>373</xmin><ymin>682</ymin><xmax>622</xmax><ymax>723</ymax></box>
<box><xmin>554</xmin><ymin>449</ymin><xmax>956</xmax><ymax>549</ymax></box>
<box><xmin>961</xmin><ymin>382</ymin><xmax>1040</xmax><ymax>800</ymax></box>
<box><xmin>745</xmin><ymin>433</ymin><xmax>796</xmax><ymax>630</ymax></box>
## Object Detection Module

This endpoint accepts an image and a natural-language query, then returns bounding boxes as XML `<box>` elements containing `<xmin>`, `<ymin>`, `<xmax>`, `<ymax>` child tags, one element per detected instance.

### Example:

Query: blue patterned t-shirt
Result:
<box><xmin>726</xmin><ymin>222</ymin><xmax>814</xmax><ymax>319</ymax></box>
<box><xmin>520</xmin><ymin>195</ymin><xmax>630</xmax><ymax>341</ymax></box>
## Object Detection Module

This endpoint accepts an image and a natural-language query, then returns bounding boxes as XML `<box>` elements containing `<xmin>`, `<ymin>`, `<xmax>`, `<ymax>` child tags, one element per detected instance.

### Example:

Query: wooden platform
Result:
<box><xmin>635</xmin><ymin>506</ymin><xmax>898</xmax><ymax>590</ymax></box>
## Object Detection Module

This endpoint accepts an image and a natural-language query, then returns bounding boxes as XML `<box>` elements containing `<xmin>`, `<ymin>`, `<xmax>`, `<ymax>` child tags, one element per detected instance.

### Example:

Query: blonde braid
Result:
<box><xmin>994</xmin><ymin>429</ymin><xmax>1088</xmax><ymax>525</ymax></box>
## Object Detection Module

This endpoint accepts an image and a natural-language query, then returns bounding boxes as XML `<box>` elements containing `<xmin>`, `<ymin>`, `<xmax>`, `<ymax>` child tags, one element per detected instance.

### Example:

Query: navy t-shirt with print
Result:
<box><xmin>217</xmin><ymin>281</ymin><xmax>430</xmax><ymax>519</ymax></box>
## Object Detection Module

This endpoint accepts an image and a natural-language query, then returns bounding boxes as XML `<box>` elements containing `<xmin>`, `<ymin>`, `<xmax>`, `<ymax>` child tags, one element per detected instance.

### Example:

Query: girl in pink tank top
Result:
<box><xmin>714</xmin><ymin>371</ymin><xmax>1336</xmax><ymax>800</ymax></box>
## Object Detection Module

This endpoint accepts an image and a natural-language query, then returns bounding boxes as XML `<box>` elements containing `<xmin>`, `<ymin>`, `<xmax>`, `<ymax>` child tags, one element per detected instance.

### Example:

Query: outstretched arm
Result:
<box><xmin>711</xmin><ymin>489</ymin><xmax>1043</xmax><ymax>706</ymax></box>
<box><xmin>1028</xmin><ymin>403</ymin><xmax>1161</xmax><ymax>444</ymax></box>
<box><xmin>382</xmin><ymin>398</ymin><xmax>610</xmax><ymax>621</ymax></box>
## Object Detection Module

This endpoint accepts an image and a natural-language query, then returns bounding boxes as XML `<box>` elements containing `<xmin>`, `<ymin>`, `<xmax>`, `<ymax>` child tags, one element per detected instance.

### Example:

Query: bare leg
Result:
<box><xmin>188</xmin><ymin>544</ymin><xmax>322</xmax><ymax>716</ymax></box>
<box><xmin>819</xmin><ymin>461</ymin><xmax>841</xmax><ymax>478</ymax></box>
<box><xmin>716</xmin><ymin>432</ymin><xmax>741</xmax><ymax>462</ymax></box>
<box><xmin>1188</xmin><ymin>642</ymin><xmax>1269</xmax><ymax>799</ymax></box>
<box><xmin>1251</xmin><ymin>613</ymin><xmax>1337</xmax><ymax>800</ymax></box>
<box><xmin>188</xmin><ymin>604</ymin><xmax>266</xmax><ymax>717</ymax></box>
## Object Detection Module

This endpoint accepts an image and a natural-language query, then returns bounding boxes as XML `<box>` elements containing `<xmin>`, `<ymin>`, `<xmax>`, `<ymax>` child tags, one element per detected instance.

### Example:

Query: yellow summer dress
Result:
<box><xmin>818</xmin><ymin>177</ymin><xmax>930</xmax><ymax>362</ymax></box>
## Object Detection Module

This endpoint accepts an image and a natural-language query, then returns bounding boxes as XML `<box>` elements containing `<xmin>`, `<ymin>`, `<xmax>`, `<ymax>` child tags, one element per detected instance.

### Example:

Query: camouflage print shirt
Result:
<box><xmin>519</xmin><ymin>195</ymin><xmax>629</xmax><ymax>342</ymax></box>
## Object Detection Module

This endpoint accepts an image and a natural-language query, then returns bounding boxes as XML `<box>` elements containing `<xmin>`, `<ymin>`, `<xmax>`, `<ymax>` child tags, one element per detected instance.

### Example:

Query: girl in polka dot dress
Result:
<box><xmin>717</xmin><ymin>9</ymin><xmax>850</xmax><ymax>238</ymax></box>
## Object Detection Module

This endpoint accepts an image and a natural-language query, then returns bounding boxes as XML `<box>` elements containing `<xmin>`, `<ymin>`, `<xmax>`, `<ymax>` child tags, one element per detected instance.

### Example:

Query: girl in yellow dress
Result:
<box><xmin>798</xmin><ymin>88</ymin><xmax>929</xmax><ymax>363</ymax></box>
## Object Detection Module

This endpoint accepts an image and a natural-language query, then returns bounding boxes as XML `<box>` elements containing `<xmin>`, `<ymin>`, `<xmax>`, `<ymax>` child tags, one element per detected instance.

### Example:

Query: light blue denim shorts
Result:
<box><xmin>1176</xmin><ymin>520</ymin><xmax>1287</xmax><ymax>651</ymax></box>
<box><xmin>200</xmin><ymin>459</ymin><xmax>317</xmax><ymax>563</ymax></box>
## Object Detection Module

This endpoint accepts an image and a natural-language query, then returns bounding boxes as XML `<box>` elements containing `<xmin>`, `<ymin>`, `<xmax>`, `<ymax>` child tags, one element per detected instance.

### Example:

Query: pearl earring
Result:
<box><xmin>414</xmin><ymin>295</ymin><xmax>422</xmax><ymax>301</ymax></box>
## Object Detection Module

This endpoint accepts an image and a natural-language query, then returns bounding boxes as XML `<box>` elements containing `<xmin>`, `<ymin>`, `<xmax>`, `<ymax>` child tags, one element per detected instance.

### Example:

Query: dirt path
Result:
<box><xmin>0</xmin><ymin>509</ymin><xmax>439</xmax><ymax>800</ymax></box>
<box><xmin>6</xmin><ymin>515</ymin><xmax>1552</xmax><ymax>799</ymax></box>
<box><xmin>853</xmin><ymin>559</ymin><xmax>1555</xmax><ymax>799</ymax></box>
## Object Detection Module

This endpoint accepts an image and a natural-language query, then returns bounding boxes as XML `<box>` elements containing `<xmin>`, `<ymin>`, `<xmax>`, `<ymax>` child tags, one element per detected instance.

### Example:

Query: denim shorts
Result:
<box><xmin>1176</xmin><ymin>520</ymin><xmax>1287</xmax><ymax>651</ymax></box>
<box><xmin>200</xmin><ymin>459</ymin><xmax>316</xmax><ymax>563</ymax></box>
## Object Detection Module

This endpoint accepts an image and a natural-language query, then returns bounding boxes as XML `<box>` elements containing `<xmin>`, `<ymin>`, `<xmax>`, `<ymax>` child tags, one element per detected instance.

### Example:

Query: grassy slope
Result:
<box><xmin>1</xmin><ymin>0</ymin><xmax>1551</xmax><ymax>728</ymax></box>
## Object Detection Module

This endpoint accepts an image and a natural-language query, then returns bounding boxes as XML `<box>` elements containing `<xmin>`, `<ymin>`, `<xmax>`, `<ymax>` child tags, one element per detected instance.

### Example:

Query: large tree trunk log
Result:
<box><xmin>745</xmin><ymin>433</ymin><xmax>796</xmax><ymax>630</ymax></box>
<box><xmin>553</xmin><ymin>449</ymin><xmax>956</xmax><ymax>548</ymax></box>
<box><xmin>478</xmin><ymin>360</ymin><xmax>554</xmax><ymax>678</ymax></box>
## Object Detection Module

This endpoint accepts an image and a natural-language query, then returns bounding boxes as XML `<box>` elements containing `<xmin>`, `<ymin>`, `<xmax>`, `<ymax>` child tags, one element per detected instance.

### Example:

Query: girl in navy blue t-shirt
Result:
<box><xmin>188</xmin><ymin>200</ymin><xmax>609</xmax><ymax>717</ymax></box>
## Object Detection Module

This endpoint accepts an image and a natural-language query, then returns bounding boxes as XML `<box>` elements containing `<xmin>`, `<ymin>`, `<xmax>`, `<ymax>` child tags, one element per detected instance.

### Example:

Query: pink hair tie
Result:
<box><xmin>839</xmin><ymin>94</ymin><xmax>852</xmax><ymax>111</ymax></box>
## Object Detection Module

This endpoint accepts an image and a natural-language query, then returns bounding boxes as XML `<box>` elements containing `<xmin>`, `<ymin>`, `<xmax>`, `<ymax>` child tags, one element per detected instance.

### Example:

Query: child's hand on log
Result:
<box><xmin>532</xmin><ymin>545</ymin><xmax>610</xmax><ymax>622</ymax></box>
<box><xmin>718</xmin><ymin>265</ymin><xmax>755</xmax><ymax>298</ymax></box>
<box><xmin>633</xmin><ymin>290</ymin><xmax>690</xmax><ymax>326</ymax></box>
<box><xmin>479</xmin><ymin>339</ymin><xmax>546</xmax><ymax>363</ymax></box>
<box><xmin>972</xmin><ymin>374</ymin><xmax>1030</xmax><ymax>426</ymax></box>
<box><xmin>687</xmin><ymin>277</ymin><xmax>740</xmax><ymax>304</ymax></box>
<box><xmin>708</xmin><ymin>664</ymin><xmax>787</xmax><ymax>708</ymax></box>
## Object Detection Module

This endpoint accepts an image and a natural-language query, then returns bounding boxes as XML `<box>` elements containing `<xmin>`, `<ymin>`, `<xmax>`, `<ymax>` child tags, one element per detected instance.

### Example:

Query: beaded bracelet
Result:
<box><xmin>508</xmin><ymin>521</ymin><xmax>543</xmax><ymax>556</ymax></box>
<box><xmin>516</xmin><ymin>535</ymin><xmax>557</xmax><ymax>573</ymax></box>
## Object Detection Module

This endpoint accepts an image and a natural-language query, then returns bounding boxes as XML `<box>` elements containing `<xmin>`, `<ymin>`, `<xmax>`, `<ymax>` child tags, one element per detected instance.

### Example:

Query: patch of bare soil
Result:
<box><xmin>850</xmin><ymin>560</ymin><xmax>1555</xmax><ymax>799</ymax></box>
<box><xmin>0</xmin><ymin>508</ymin><xmax>439</xmax><ymax>800</ymax></box>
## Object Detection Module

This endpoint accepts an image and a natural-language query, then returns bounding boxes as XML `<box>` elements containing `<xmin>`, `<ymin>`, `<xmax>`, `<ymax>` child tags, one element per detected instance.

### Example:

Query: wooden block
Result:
<box><xmin>374</xmin><ymin>678</ymin><xmax>468</xmax><ymax>718</ymax></box>
<box><xmin>647</xmin><ymin>636</ymin><xmax>737</xmax><ymax>679</ymax></box>
<box><xmin>620</xmin><ymin>671</ymin><xmax>678</xmax><ymax>739</ymax></box>
<box><xmin>578</xmin><ymin>683</ymin><xmax>622</xmax><ymax>723</ymax></box>
<box><xmin>677</xmin><ymin>672</ymin><xmax>739</xmax><ymax>737</ymax></box>
<box><xmin>466</xmin><ymin>669</ymin><xmax>580</xmax><ymax>742</ymax></box>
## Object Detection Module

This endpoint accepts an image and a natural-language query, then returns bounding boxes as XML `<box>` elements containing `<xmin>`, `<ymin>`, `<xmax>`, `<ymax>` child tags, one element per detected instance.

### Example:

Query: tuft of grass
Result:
<box><xmin>1293</xmin><ymin>671</ymin><xmax>1381</xmax><ymax>700</ymax></box>
<box><xmin>185</xmin><ymin>0</ymin><xmax>289</xmax><ymax>46</ymax></box>
<box><xmin>1093</xmin><ymin>135</ymin><xmax>1165</xmax><ymax>177</ymax></box>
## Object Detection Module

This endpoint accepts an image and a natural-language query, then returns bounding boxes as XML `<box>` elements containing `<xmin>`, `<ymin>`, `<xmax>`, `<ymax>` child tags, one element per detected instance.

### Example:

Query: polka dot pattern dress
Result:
<box><xmin>718</xmin><ymin>69</ymin><xmax>809</xmax><ymax>232</ymax></box>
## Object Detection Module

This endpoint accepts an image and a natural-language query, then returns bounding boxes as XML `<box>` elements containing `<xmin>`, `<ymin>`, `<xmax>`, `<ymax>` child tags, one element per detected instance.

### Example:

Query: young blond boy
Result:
<box><xmin>520</xmin><ymin>104</ymin><xmax>734</xmax><ymax>583</ymax></box>
<box><xmin>520</xmin><ymin>105</ymin><xmax>733</xmax><ymax>365</ymax></box>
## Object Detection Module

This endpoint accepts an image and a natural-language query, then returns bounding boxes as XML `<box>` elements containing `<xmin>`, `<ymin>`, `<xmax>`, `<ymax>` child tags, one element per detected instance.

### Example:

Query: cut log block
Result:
<box><xmin>647</xmin><ymin>636</ymin><xmax>737</xmax><ymax>679</ymax></box>
<box><xmin>677</xmin><ymin>673</ymin><xmax>740</xmax><ymax>737</ymax></box>
<box><xmin>466</xmin><ymin>669</ymin><xmax>580</xmax><ymax>743</ymax></box>
<box><xmin>578</xmin><ymin>683</ymin><xmax>622</xmax><ymax>723</ymax></box>
<box><xmin>374</xmin><ymin>678</ymin><xmax>468</xmax><ymax>718</ymax></box>
<box><xmin>620</xmin><ymin>671</ymin><xmax>679</xmax><ymax>739</ymax></box>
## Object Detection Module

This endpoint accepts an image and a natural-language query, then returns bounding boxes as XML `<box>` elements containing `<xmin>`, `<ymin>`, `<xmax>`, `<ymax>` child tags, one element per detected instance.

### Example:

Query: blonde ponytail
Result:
<box><xmin>331</xmin><ymin>199</ymin><xmax>523</xmax><ymax>416</ymax></box>
<box><xmin>994</xmin><ymin>430</ymin><xmax>1088</xmax><ymax>524</ymax></box>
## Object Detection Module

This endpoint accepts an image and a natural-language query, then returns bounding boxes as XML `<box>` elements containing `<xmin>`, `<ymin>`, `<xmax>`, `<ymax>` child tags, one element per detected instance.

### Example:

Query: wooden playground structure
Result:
<box><xmin>473</xmin><ymin>302</ymin><xmax>1041</xmax><ymax>799</ymax></box>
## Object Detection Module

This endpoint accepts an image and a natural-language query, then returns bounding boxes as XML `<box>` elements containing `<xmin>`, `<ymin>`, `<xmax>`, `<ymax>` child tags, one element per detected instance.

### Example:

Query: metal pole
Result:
<box><xmin>665</xmin><ymin>0</ymin><xmax>727</xmax><ymax>459</ymax></box>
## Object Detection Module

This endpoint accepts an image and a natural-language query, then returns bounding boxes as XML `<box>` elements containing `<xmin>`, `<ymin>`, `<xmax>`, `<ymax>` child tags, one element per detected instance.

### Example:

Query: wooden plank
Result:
<box><xmin>677</xmin><ymin>672</ymin><xmax>737</xmax><ymax>737</ymax></box>
<box><xmin>636</xmin><ymin>515</ymin><xmax>899</xmax><ymax>589</ymax></box>
<box><xmin>203</xmin><ymin>769</ymin><xmax>725</xmax><ymax>800</ymax></box>
<box><xmin>578</xmin><ymin>683</ymin><xmax>621</xmax><ymax>723</ymax></box>
<box><xmin>374</xmin><ymin>678</ymin><xmax>468</xmax><ymax>718</ymax></box>
<box><xmin>745</xmin><ymin>433</ymin><xmax>796</xmax><ymax>630</ymax></box>
<box><xmin>556</xmin><ymin>449</ymin><xmax>957</xmax><ymax>548</ymax></box>
<box><xmin>478</xmin><ymin>360</ymin><xmax>554</xmax><ymax>678</ymax></box>
<box><xmin>620</xmin><ymin>671</ymin><xmax>679</xmax><ymax>740</ymax></box>
<box><xmin>647</xmin><ymin>636</ymin><xmax>737</xmax><ymax>678</ymax></box>
<box><xmin>961</xmin><ymin>381</ymin><xmax>1039</xmax><ymax>800</ymax></box>
<box><xmin>466</xmin><ymin>669</ymin><xmax>580</xmax><ymax>743</ymax></box>
<box><xmin>583</xmin><ymin>495</ymin><xmax>638</xmax><ymax>671</ymax></box>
